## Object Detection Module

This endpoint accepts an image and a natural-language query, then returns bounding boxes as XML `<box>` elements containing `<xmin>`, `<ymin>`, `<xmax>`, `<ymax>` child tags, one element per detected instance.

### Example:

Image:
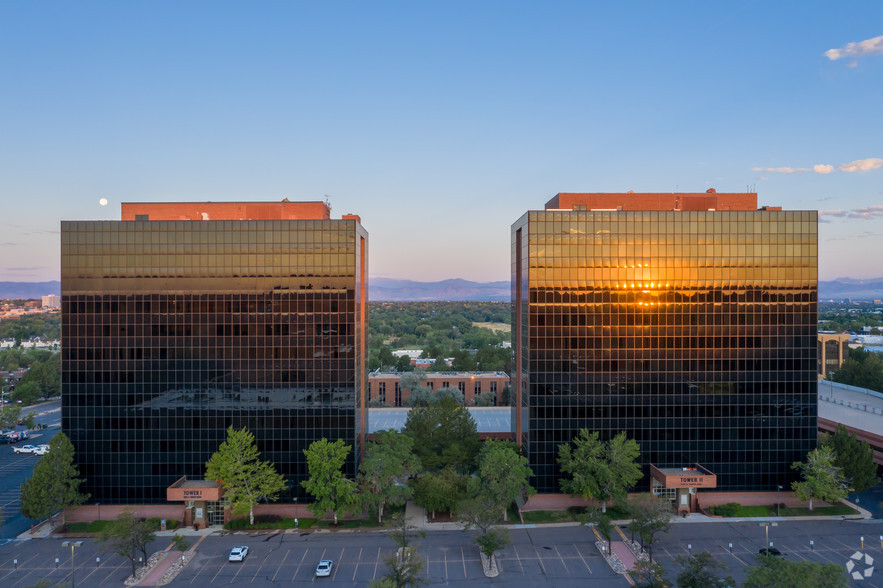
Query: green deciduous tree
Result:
<box><xmin>19</xmin><ymin>432</ymin><xmax>88</xmax><ymax>525</ymax></box>
<box><xmin>411</xmin><ymin>466</ymin><xmax>464</xmax><ymax>519</ymax></box>
<box><xmin>558</xmin><ymin>429</ymin><xmax>642</xmax><ymax>513</ymax></box>
<box><xmin>791</xmin><ymin>445</ymin><xmax>851</xmax><ymax>511</ymax></box>
<box><xmin>675</xmin><ymin>551</ymin><xmax>735</xmax><ymax>588</ymax></box>
<box><xmin>357</xmin><ymin>430</ymin><xmax>422</xmax><ymax>523</ymax></box>
<box><xmin>377</xmin><ymin>510</ymin><xmax>428</xmax><ymax>588</ymax></box>
<box><xmin>302</xmin><ymin>438</ymin><xmax>357</xmax><ymax>524</ymax></box>
<box><xmin>470</xmin><ymin>440</ymin><xmax>534</xmax><ymax>521</ymax></box>
<box><xmin>406</xmin><ymin>387</ymin><xmax>435</xmax><ymax>407</ymax></box>
<box><xmin>205</xmin><ymin>426</ymin><xmax>285</xmax><ymax>525</ymax></box>
<box><xmin>0</xmin><ymin>405</ymin><xmax>22</xmax><ymax>430</ymax></box>
<box><xmin>829</xmin><ymin>347</ymin><xmax>883</xmax><ymax>393</ymax></box>
<box><xmin>631</xmin><ymin>559</ymin><xmax>669</xmax><ymax>588</ymax></box>
<box><xmin>743</xmin><ymin>553</ymin><xmax>848</xmax><ymax>587</ymax></box>
<box><xmin>97</xmin><ymin>510</ymin><xmax>156</xmax><ymax>578</ymax></box>
<box><xmin>822</xmin><ymin>424</ymin><xmax>880</xmax><ymax>493</ymax></box>
<box><xmin>626</xmin><ymin>494</ymin><xmax>672</xmax><ymax>561</ymax></box>
<box><xmin>579</xmin><ymin>507</ymin><xmax>614</xmax><ymax>553</ymax></box>
<box><xmin>12</xmin><ymin>380</ymin><xmax>41</xmax><ymax>405</ymax></box>
<box><xmin>434</xmin><ymin>387</ymin><xmax>464</xmax><ymax>406</ymax></box>
<box><xmin>402</xmin><ymin>396</ymin><xmax>480</xmax><ymax>473</ymax></box>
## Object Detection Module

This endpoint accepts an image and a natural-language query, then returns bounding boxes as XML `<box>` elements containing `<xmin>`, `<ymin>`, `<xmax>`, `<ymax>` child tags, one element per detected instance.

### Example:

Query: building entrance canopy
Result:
<box><xmin>650</xmin><ymin>464</ymin><xmax>717</xmax><ymax>489</ymax></box>
<box><xmin>167</xmin><ymin>477</ymin><xmax>224</xmax><ymax>502</ymax></box>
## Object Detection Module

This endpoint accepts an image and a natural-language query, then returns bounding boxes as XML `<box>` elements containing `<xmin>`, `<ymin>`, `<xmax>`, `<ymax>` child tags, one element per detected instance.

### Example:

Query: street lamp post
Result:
<box><xmin>776</xmin><ymin>486</ymin><xmax>782</xmax><ymax>516</ymax></box>
<box><xmin>96</xmin><ymin>502</ymin><xmax>101</xmax><ymax>523</ymax></box>
<box><xmin>62</xmin><ymin>540</ymin><xmax>83</xmax><ymax>588</ymax></box>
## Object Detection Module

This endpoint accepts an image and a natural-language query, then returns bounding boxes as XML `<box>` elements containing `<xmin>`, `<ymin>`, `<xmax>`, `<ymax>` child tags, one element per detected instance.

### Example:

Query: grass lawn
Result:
<box><xmin>719</xmin><ymin>504</ymin><xmax>860</xmax><ymax>517</ymax></box>
<box><xmin>64</xmin><ymin>520</ymin><xmax>113</xmax><ymax>533</ymax></box>
<box><xmin>521</xmin><ymin>505</ymin><xmax>631</xmax><ymax>525</ymax></box>
<box><xmin>313</xmin><ymin>518</ymin><xmax>381</xmax><ymax>530</ymax></box>
<box><xmin>225</xmin><ymin>517</ymin><xmax>317</xmax><ymax>530</ymax></box>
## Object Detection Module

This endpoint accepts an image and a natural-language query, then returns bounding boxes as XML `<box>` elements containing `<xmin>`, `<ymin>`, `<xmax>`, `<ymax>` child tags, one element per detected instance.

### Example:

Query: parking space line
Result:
<box><xmin>211</xmin><ymin>558</ymin><xmax>229</xmax><ymax>583</ymax></box>
<box><xmin>352</xmin><ymin>547</ymin><xmax>361</xmax><ymax>581</ymax></box>
<box><xmin>373</xmin><ymin>546</ymin><xmax>381</xmax><ymax>580</ymax></box>
<box><xmin>271</xmin><ymin>549</ymin><xmax>289</xmax><ymax>583</ymax></box>
<box><xmin>573</xmin><ymin>543</ymin><xmax>592</xmax><ymax>573</ymax></box>
<box><xmin>293</xmin><ymin>548</ymin><xmax>309</xmax><ymax>582</ymax></box>
<box><xmin>554</xmin><ymin>545</ymin><xmax>568</xmax><ymax>572</ymax></box>
<box><xmin>331</xmin><ymin>547</ymin><xmax>344</xmax><ymax>581</ymax></box>
<box><xmin>230</xmin><ymin>557</ymin><xmax>247</xmax><ymax>584</ymax></box>
<box><xmin>0</xmin><ymin>553</ymin><xmax>42</xmax><ymax>583</ymax></box>
<box><xmin>310</xmin><ymin>548</ymin><xmax>325</xmax><ymax>583</ymax></box>
<box><xmin>512</xmin><ymin>545</ymin><xmax>525</xmax><ymax>575</ymax></box>
<box><xmin>444</xmin><ymin>547</ymin><xmax>448</xmax><ymax>578</ymax></box>
<box><xmin>98</xmin><ymin>561</ymin><xmax>128</xmax><ymax>585</ymax></box>
<box><xmin>461</xmin><ymin>546</ymin><xmax>467</xmax><ymax>576</ymax></box>
<box><xmin>534</xmin><ymin>545</ymin><xmax>547</xmax><ymax>575</ymax></box>
<box><xmin>251</xmin><ymin>551</ymin><xmax>270</xmax><ymax>583</ymax></box>
<box><xmin>189</xmin><ymin>552</ymin><xmax>210</xmax><ymax>584</ymax></box>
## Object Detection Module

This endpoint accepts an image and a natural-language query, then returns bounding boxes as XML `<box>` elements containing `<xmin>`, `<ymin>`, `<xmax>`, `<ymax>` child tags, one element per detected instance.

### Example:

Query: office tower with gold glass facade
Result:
<box><xmin>61</xmin><ymin>201</ymin><xmax>368</xmax><ymax>504</ymax></box>
<box><xmin>512</xmin><ymin>192</ymin><xmax>817</xmax><ymax>493</ymax></box>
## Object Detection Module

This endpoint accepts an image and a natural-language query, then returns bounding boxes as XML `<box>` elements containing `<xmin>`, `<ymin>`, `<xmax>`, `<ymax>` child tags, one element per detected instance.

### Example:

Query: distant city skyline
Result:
<box><xmin>1</xmin><ymin>2</ymin><xmax>881</xmax><ymax>283</ymax></box>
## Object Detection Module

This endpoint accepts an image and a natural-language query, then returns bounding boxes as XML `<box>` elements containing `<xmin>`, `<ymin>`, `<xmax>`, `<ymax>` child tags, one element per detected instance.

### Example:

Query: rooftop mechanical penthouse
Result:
<box><xmin>61</xmin><ymin>200</ymin><xmax>368</xmax><ymax>504</ymax></box>
<box><xmin>512</xmin><ymin>192</ymin><xmax>817</xmax><ymax>494</ymax></box>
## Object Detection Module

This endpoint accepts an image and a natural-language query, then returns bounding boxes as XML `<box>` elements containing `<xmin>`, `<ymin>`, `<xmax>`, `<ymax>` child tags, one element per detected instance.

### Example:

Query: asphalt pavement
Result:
<box><xmin>0</xmin><ymin>399</ymin><xmax>62</xmax><ymax>541</ymax></box>
<box><xmin>2</xmin><ymin>518</ymin><xmax>883</xmax><ymax>586</ymax></box>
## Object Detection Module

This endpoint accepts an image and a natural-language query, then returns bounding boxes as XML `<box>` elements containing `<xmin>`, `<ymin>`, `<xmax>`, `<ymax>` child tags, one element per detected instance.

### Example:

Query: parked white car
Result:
<box><xmin>34</xmin><ymin>445</ymin><xmax>50</xmax><ymax>455</ymax></box>
<box><xmin>316</xmin><ymin>559</ymin><xmax>333</xmax><ymax>577</ymax></box>
<box><xmin>13</xmin><ymin>445</ymin><xmax>37</xmax><ymax>454</ymax></box>
<box><xmin>229</xmin><ymin>546</ymin><xmax>249</xmax><ymax>562</ymax></box>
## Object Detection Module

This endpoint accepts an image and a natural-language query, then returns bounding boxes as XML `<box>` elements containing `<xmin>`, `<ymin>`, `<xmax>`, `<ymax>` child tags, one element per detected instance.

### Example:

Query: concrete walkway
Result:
<box><xmin>136</xmin><ymin>550</ymin><xmax>183</xmax><ymax>586</ymax></box>
<box><xmin>610</xmin><ymin>541</ymin><xmax>638</xmax><ymax>570</ymax></box>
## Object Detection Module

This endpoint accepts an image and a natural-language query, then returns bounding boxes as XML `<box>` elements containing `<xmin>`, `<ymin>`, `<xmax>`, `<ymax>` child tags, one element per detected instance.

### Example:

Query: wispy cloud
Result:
<box><xmin>839</xmin><ymin>158</ymin><xmax>883</xmax><ymax>172</ymax></box>
<box><xmin>0</xmin><ymin>242</ymin><xmax>17</xmax><ymax>246</ymax></box>
<box><xmin>825</xmin><ymin>35</ymin><xmax>883</xmax><ymax>61</ymax></box>
<box><xmin>754</xmin><ymin>157</ymin><xmax>882</xmax><ymax>175</ymax></box>
<box><xmin>752</xmin><ymin>166</ymin><xmax>807</xmax><ymax>174</ymax></box>
<box><xmin>819</xmin><ymin>205</ymin><xmax>883</xmax><ymax>220</ymax></box>
<box><xmin>4</xmin><ymin>266</ymin><xmax>47</xmax><ymax>272</ymax></box>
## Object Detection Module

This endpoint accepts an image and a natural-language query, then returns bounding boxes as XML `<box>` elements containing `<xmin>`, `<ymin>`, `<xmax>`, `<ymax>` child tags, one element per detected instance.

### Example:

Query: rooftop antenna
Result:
<box><xmin>324</xmin><ymin>195</ymin><xmax>332</xmax><ymax>212</ymax></box>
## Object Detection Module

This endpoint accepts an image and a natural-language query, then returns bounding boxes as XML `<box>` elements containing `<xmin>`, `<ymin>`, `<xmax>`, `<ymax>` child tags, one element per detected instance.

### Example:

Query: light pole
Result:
<box><xmin>62</xmin><ymin>540</ymin><xmax>83</xmax><ymax>588</ymax></box>
<box><xmin>776</xmin><ymin>485</ymin><xmax>783</xmax><ymax>516</ymax></box>
<box><xmin>96</xmin><ymin>502</ymin><xmax>101</xmax><ymax>523</ymax></box>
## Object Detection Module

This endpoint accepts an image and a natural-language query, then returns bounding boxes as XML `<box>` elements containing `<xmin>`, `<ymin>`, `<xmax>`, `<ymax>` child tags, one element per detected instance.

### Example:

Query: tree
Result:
<box><xmin>20</xmin><ymin>432</ymin><xmax>88</xmax><ymax>525</ymax></box>
<box><xmin>205</xmin><ymin>426</ymin><xmax>285</xmax><ymax>525</ymax></box>
<box><xmin>675</xmin><ymin>551</ymin><xmax>735</xmax><ymax>588</ymax></box>
<box><xmin>558</xmin><ymin>429</ymin><xmax>642</xmax><ymax>513</ymax></box>
<box><xmin>473</xmin><ymin>392</ymin><xmax>495</xmax><ymax>407</ymax></box>
<box><xmin>12</xmin><ymin>380</ymin><xmax>41</xmax><ymax>405</ymax></box>
<box><xmin>379</xmin><ymin>510</ymin><xmax>428</xmax><ymax>588</ymax></box>
<box><xmin>399</xmin><ymin>372</ymin><xmax>425</xmax><ymax>393</ymax></box>
<box><xmin>378</xmin><ymin>347</ymin><xmax>395</xmax><ymax>370</ymax></box>
<box><xmin>21</xmin><ymin>412</ymin><xmax>37</xmax><ymax>431</ymax></box>
<box><xmin>0</xmin><ymin>405</ymin><xmax>22</xmax><ymax>430</ymax></box>
<box><xmin>822</xmin><ymin>424</ymin><xmax>880</xmax><ymax>493</ymax></box>
<box><xmin>302</xmin><ymin>438</ymin><xmax>357</xmax><ymax>525</ymax></box>
<box><xmin>97</xmin><ymin>510</ymin><xmax>156</xmax><ymax>577</ymax></box>
<box><xmin>406</xmin><ymin>387</ymin><xmax>435</xmax><ymax>407</ymax></box>
<box><xmin>791</xmin><ymin>445</ymin><xmax>851</xmax><ymax>510</ymax></box>
<box><xmin>402</xmin><ymin>396</ymin><xmax>480</xmax><ymax>473</ymax></box>
<box><xmin>631</xmin><ymin>559</ymin><xmax>669</xmax><ymax>588</ymax></box>
<box><xmin>357</xmin><ymin>430</ymin><xmax>422</xmax><ymax>523</ymax></box>
<box><xmin>471</xmin><ymin>440</ymin><xmax>534</xmax><ymax>521</ymax></box>
<box><xmin>451</xmin><ymin>350</ymin><xmax>476</xmax><ymax>371</ymax></box>
<box><xmin>743</xmin><ymin>553</ymin><xmax>847</xmax><ymax>588</ymax></box>
<box><xmin>456</xmin><ymin>496</ymin><xmax>511</xmax><ymax>567</ymax></box>
<box><xmin>829</xmin><ymin>347</ymin><xmax>883</xmax><ymax>393</ymax></box>
<box><xmin>580</xmin><ymin>507</ymin><xmax>615</xmax><ymax>553</ymax></box>
<box><xmin>626</xmin><ymin>494</ymin><xmax>672</xmax><ymax>561</ymax></box>
<box><xmin>435</xmin><ymin>387</ymin><xmax>465</xmax><ymax>406</ymax></box>
<box><xmin>411</xmin><ymin>466</ymin><xmax>464</xmax><ymax>519</ymax></box>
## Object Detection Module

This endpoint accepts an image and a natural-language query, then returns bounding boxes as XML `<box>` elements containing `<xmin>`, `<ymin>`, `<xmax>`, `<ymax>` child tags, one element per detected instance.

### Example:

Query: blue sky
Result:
<box><xmin>1</xmin><ymin>1</ymin><xmax>881</xmax><ymax>283</ymax></box>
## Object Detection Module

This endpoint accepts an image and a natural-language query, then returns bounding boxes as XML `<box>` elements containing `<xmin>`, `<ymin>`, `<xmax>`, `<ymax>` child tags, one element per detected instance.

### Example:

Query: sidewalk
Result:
<box><xmin>135</xmin><ymin>550</ymin><xmax>183</xmax><ymax>586</ymax></box>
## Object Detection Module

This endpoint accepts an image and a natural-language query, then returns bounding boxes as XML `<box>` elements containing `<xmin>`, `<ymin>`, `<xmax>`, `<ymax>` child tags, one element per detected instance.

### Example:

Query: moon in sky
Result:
<box><xmin>99</xmin><ymin>198</ymin><xmax>108</xmax><ymax>206</ymax></box>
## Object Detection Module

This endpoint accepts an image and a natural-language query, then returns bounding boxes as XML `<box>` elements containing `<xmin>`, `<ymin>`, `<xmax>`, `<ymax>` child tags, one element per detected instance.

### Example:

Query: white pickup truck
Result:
<box><xmin>12</xmin><ymin>444</ymin><xmax>37</xmax><ymax>454</ymax></box>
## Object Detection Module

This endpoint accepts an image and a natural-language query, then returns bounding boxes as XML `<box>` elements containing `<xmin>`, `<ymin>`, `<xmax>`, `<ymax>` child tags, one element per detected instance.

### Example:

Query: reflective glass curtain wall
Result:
<box><xmin>512</xmin><ymin>210</ymin><xmax>817</xmax><ymax>493</ymax></box>
<box><xmin>61</xmin><ymin>219</ymin><xmax>367</xmax><ymax>503</ymax></box>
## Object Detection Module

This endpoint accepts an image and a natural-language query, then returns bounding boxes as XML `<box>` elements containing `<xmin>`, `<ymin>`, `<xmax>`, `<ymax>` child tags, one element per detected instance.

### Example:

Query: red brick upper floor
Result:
<box><xmin>120</xmin><ymin>199</ymin><xmax>355</xmax><ymax>221</ymax></box>
<box><xmin>545</xmin><ymin>191</ymin><xmax>778</xmax><ymax>212</ymax></box>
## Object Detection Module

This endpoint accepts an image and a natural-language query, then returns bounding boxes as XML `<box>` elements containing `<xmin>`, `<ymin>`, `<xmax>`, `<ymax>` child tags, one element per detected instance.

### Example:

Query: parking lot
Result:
<box><xmin>1</xmin><ymin>519</ymin><xmax>882</xmax><ymax>586</ymax></box>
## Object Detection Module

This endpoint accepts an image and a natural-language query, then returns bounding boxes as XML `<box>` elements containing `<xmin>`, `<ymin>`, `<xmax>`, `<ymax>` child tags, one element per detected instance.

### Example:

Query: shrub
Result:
<box><xmin>253</xmin><ymin>514</ymin><xmax>282</xmax><ymax>525</ymax></box>
<box><xmin>709</xmin><ymin>503</ymin><xmax>740</xmax><ymax>517</ymax></box>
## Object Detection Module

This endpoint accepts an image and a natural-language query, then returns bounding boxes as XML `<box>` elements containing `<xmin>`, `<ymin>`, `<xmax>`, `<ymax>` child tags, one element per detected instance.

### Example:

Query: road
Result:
<box><xmin>0</xmin><ymin>399</ymin><xmax>62</xmax><ymax>541</ymax></box>
<box><xmin>1</xmin><ymin>518</ymin><xmax>882</xmax><ymax>586</ymax></box>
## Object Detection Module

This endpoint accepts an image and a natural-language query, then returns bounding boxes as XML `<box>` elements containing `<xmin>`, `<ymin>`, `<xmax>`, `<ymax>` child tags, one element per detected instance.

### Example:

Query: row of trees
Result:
<box><xmin>0</xmin><ymin>348</ymin><xmax>61</xmax><ymax>405</ymax></box>
<box><xmin>828</xmin><ymin>347</ymin><xmax>883</xmax><ymax>393</ymax></box>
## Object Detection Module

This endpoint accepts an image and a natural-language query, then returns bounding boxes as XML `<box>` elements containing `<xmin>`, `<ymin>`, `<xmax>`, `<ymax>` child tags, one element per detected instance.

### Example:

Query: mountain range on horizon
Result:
<box><xmin>2</xmin><ymin>277</ymin><xmax>883</xmax><ymax>302</ymax></box>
